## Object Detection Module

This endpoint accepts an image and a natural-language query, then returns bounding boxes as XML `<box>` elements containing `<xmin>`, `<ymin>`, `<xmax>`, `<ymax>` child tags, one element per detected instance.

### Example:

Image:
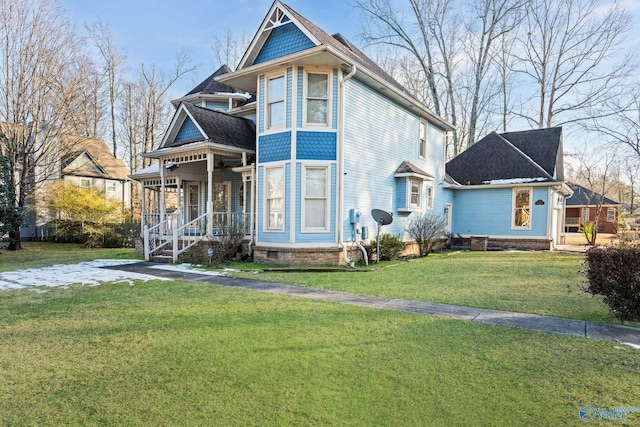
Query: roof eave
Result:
<box><xmin>142</xmin><ymin>141</ymin><xmax>256</xmax><ymax>159</ymax></box>
<box><xmin>444</xmin><ymin>181</ymin><xmax>558</xmax><ymax>190</ymax></box>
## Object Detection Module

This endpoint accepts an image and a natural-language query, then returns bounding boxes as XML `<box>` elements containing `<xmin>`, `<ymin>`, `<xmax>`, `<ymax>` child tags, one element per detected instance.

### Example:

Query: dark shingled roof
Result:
<box><xmin>395</xmin><ymin>161</ymin><xmax>434</xmax><ymax>179</ymax></box>
<box><xmin>445</xmin><ymin>129</ymin><xmax>561</xmax><ymax>186</ymax></box>
<box><xmin>165</xmin><ymin>103</ymin><xmax>255</xmax><ymax>151</ymax></box>
<box><xmin>185</xmin><ymin>65</ymin><xmax>240</xmax><ymax>96</ymax></box>
<box><xmin>566</xmin><ymin>183</ymin><xmax>619</xmax><ymax>206</ymax></box>
<box><xmin>500</xmin><ymin>127</ymin><xmax>562</xmax><ymax>177</ymax></box>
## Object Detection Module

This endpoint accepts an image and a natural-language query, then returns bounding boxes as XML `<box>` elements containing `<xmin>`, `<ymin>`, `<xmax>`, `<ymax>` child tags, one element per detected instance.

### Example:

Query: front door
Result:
<box><xmin>188</xmin><ymin>184</ymin><xmax>200</xmax><ymax>222</ymax></box>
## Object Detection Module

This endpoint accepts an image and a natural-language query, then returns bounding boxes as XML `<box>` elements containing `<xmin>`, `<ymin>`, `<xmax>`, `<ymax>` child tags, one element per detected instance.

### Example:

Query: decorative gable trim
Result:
<box><xmin>159</xmin><ymin>103</ymin><xmax>208</xmax><ymax>149</ymax></box>
<box><xmin>238</xmin><ymin>1</ymin><xmax>320</xmax><ymax>69</ymax></box>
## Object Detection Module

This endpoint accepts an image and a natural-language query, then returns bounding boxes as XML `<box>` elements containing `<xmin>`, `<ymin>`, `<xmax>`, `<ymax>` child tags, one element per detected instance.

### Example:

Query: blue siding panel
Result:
<box><xmin>174</xmin><ymin>117</ymin><xmax>203</xmax><ymax>143</ymax></box>
<box><xmin>297</xmin><ymin>67</ymin><xmax>304</xmax><ymax>128</ymax></box>
<box><xmin>258</xmin><ymin>76</ymin><xmax>265</xmax><ymax>133</ymax></box>
<box><xmin>296</xmin><ymin>131</ymin><xmax>337</xmax><ymax>160</ymax></box>
<box><xmin>343</xmin><ymin>78</ymin><xmax>448</xmax><ymax>238</ymax></box>
<box><xmin>286</xmin><ymin>67</ymin><xmax>293</xmax><ymax>128</ymax></box>
<box><xmin>332</xmin><ymin>69</ymin><xmax>338</xmax><ymax>130</ymax></box>
<box><xmin>451</xmin><ymin>187</ymin><xmax>549</xmax><ymax>237</ymax></box>
<box><xmin>254</xmin><ymin>23</ymin><xmax>315</xmax><ymax>64</ymax></box>
<box><xmin>259</xmin><ymin>132</ymin><xmax>291</xmax><ymax>163</ymax></box>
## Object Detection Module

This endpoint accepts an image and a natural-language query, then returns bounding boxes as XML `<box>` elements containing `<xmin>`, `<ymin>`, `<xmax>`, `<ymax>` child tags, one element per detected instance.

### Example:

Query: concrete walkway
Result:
<box><xmin>103</xmin><ymin>262</ymin><xmax>640</xmax><ymax>347</ymax></box>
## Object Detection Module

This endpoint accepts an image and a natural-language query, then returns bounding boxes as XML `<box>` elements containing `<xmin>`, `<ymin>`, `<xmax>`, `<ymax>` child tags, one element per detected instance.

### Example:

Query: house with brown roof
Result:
<box><xmin>22</xmin><ymin>136</ymin><xmax>130</xmax><ymax>239</ymax></box>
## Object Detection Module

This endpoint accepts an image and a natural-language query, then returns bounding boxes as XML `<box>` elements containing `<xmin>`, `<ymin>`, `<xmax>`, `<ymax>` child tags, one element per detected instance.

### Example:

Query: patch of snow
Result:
<box><xmin>0</xmin><ymin>259</ymin><xmax>167</xmax><ymax>291</ymax></box>
<box><xmin>623</xmin><ymin>342</ymin><xmax>640</xmax><ymax>350</ymax></box>
<box><xmin>482</xmin><ymin>177</ymin><xmax>549</xmax><ymax>185</ymax></box>
<box><xmin>148</xmin><ymin>263</ymin><xmax>225</xmax><ymax>276</ymax></box>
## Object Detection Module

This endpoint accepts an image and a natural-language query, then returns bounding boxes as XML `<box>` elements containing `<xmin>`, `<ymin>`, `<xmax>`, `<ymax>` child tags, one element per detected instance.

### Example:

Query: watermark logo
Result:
<box><xmin>579</xmin><ymin>405</ymin><xmax>640</xmax><ymax>423</ymax></box>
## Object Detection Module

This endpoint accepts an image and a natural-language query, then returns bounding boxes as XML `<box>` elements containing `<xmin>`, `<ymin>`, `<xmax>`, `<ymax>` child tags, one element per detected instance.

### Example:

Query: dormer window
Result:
<box><xmin>267</xmin><ymin>74</ymin><xmax>285</xmax><ymax>129</ymax></box>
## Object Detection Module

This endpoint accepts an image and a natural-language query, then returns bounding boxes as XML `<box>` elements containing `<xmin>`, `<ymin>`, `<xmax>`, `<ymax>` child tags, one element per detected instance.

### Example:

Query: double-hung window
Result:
<box><xmin>426</xmin><ymin>185</ymin><xmax>434</xmax><ymax>210</ymax></box>
<box><xmin>581</xmin><ymin>207</ymin><xmax>590</xmax><ymax>223</ymax></box>
<box><xmin>607</xmin><ymin>207</ymin><xmax>616</xmax><ymax>222</ymax></box>
<box><xmin>267</xmin><ymin>75</ymin><xmax>285</xmax><ymax>129</ymax></box>
<box><xmin>303</xmin><ymin>166</ymin><xmax>328</xmax><ymax>231</ymax></box>
<box><xmin>305</xmin><ymin>72</ymin><xmax>329</xmax><ymax>126</ymax></box>
<box><xmin>419</xmin><ymin>120</ymin><xmax>427</xmax><ymax>158</ymax></box>
<box><xmin>410</xmin><ymin>178</ymin><xmax>422</xmax><ymax>209</ymax></box>
<box><xmin>266</xmin><ymin>168</ymin><xmax>284</xmax><ymax>230</ymax></box>
<box><xmin>106</xmin><ymin>180</ymin><xmax>116</xmax><ymax>193</ymax></box>
<box><xmin>80</xmin><ymin>178</ymin><xmax>92</xmax><ymax>190</ymax></box>
<box><xmin>513</xmin><ymin>188</ymin><xmax>532</xmax><ymax>229</ymax></box>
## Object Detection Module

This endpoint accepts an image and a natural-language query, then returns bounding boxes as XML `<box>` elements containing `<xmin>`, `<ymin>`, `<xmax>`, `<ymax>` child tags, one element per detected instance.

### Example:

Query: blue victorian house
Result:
<box><xmin>132</xmin><ymin>1</ymin><xmax>571</xmax><ymax>265</ymax></box>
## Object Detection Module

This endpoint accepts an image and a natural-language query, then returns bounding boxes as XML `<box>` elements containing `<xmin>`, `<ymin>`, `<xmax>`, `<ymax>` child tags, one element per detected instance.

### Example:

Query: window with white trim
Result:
<box><xmin>419</xmin><ymin>120</ymin><xmax>427</xmax><ymax>158</ymax></box>
<box><xmin>305</xmin><ymin>72</ymin><xmax>329</xmax><ymax>126</ymax></box>
<box><xmin>80</xmin><ymin>178</ymin><xmax>92</xmax><ymax>189</ymax></box>
<box><xmin>581</xmin><ymin>207</ymin><xmax>590</xmax><ymax>222</ymax></box>
<box><xmin>106</xmin><ymin>180</ymin><xmax>116</xmax><ymax>193</ymax></box>
<box><xmin>303</xmin><ymin>166</ymin><xmax>329</xmax><ymax>231</ymax></box>
<box><xmin>607</xmin><ymin>207</ymin><xmax>616</xmax><ymax>222</ymax></box>
<box><xmin>267</xmin><ymin>75</ymin><xmax>285</xmax><ymax>129</ymax></box>
<box><xmin>266</xmin><ymin>167</ymin><xmax>284</xmax><ymax>230</ymax></box>
<box><xmin>512</xmin><ymin>188</ymin><xmax>532</xmax><ymax>229</ymax></box>
<box><xmin>409</xmin><ymin>178</ymin><xmax>422</xmax><ymax>208</ymax></box>
<box><xmin>426</xmin><ymin>185</ymin><xmax>434</xmax><ymax>210</ymax></box>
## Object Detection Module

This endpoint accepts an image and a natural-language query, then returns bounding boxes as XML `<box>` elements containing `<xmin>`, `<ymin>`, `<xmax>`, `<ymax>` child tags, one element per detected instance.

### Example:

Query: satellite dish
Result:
<box><xmin>371</xmin><ymin>209</ymin><xmax>393</xmax><ymax>263</ymax></box>
<box><xmin>371</xmin><ymin>209</ymin><xmax>393</xmax><ymax>226</ymax></box>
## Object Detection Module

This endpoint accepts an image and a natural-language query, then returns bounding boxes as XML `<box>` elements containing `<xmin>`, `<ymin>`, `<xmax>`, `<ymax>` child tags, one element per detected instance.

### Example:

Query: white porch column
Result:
<box><xmin>159</xmin><ymin>159</ymin><xmax>166</xmax><ymax>234</ymax></box>
<box><xmin>140</xmin><ymin>184</ymin><xmax>146</xmax><ymax>236</ymax></box>
<box><xmin>176</xmin><ymin>175</ymin><xmax>182</xmax><ymax>225</ymax></box>
<box><xmin>207</xmin><ymin>153</ymin><xmax>214</xmax><ymax>235</ymax></box>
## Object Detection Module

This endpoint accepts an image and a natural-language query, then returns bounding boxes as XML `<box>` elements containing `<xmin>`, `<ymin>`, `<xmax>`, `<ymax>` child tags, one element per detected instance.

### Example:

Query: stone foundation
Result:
<box><xmin>451</xmin><ymin>236</ymin><xmax>552</xmax><ymax>251</ymax></box>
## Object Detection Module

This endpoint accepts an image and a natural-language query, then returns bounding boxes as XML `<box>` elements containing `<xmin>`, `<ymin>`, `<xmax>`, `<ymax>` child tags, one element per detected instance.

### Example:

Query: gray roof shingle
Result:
<box><xmin>165</xmin><ymin>103</ymin><xmax>255</xmax><ymax>151</ymax></box>
<box><xmin>185</xmin><ymin>65</ymin><xmax>240</xmax><ymax>96</ymax></box>
<box><xmin>566</xmin><ymin>183</ymin><xmax>619</xmax><ymax>206</ymax></box>
<box><xmin>445</xmin><ymin>128</ymin><xmax>561</xmax><ymax>186</ymax></box>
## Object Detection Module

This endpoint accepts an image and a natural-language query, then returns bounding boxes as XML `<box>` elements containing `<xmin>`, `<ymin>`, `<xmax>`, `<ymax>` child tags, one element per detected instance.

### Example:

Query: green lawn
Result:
<box><xmin>229</xmin><ymin>251</ymin><xmax>618</xmax><ymax>324</ymax></box>
<box><xmin>1</xmin><ymin>280</ymin><xmax>639</xmax><ymax>426</ymax></box>
<box><xmin>0</xmin><ymin>242</ymin><xmax>135</xmax><ymax>272</ymax></box>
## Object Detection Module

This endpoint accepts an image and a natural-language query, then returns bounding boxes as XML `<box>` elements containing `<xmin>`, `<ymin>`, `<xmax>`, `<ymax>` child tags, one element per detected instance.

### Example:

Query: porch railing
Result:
<box><xmin>143</xmin><ymin>211</ymin><xmax>251</xmax><ymax>262</ymax></box>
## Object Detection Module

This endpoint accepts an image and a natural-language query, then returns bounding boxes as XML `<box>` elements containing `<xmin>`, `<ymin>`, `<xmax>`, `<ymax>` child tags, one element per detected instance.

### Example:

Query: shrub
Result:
<box><xmin>405</xmin><ymin>212</ymin><xmax>447</xmax><ymax>257</ymax></box>
<box><xmin>211</xmin><ymin>222</ymin><xmax>246</xmax><ymax>264</ymax></box>
<box><xmin>580</xmin><ymin>246</ymin><xmax>640</xmax><ymax>322</ymax></box>
<box><xmin>371</xmin><ymin>233</ymin><xmax>406</xmax><ymax>261</ymax></box>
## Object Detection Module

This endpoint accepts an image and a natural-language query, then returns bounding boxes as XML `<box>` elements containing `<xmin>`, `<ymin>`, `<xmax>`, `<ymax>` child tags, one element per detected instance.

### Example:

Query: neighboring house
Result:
<box><xmin>564</xmin><ymin>183</ymin><xmax>620</xmax><ymax>234</ymax></box>
<box><xmin>23</xmin><ymin>135</ymin><xmax>130</xmax><ymax>239</ymax></box>
<box><xmin>131</xmin><ymin>1</ymin><xmax>573</xmax><ymax>265</ymax></box>
<box><xmin>445</xmin><ymin>127</ymin><xmax>573</xmax><ymax>250</ymax></box>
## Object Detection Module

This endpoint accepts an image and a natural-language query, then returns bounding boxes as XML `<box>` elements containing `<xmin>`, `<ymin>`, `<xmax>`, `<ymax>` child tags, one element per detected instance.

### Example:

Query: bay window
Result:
<box><xmin>305</xmin><ymin>72</ymin><xmax>328</xmax><ymax>126</ymax></box>
<box><xmin>303</xmin><ymin>166</ymin><xmax>328</xmax><ymax>231</ymax></box>
<box><xmin>267</xmin><ymin>75</ymin><xmax>285</xmax><ymax>129</ymax></box>
<box><xmin>266</xmin><ymin>167</ymin><xmax>284</xmax><ymax>230</ymax></box>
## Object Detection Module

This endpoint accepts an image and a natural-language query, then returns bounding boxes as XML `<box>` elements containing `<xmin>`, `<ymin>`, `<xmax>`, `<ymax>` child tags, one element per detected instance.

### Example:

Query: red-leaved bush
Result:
<box><xmin>580</xmin><ymin>246</ymin><xmax>640</xmax><ymax>322</ymax></box>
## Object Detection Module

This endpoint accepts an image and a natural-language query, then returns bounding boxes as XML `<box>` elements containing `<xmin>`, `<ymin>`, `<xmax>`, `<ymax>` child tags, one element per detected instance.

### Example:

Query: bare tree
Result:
<box><xmin>0</xmin><ymin>0</ymin><xmax>86</xmax><ymax>249</ymax></box>
<box><xmin>512</xmin><ymin>0</ymin><xmax>632</xmax><ymax>129</ymax></box>
<box><xmin>568</xmin><ymin>147</ymin><xmax>618</xmax><ymax>245</ymax></box>
<box><xmin>211</xmin><ymin>28</ymin><xmax>250</xmax><ymax>70</ymax></box>
<box><xmin>85</xmin><ymin>20</ymin><xmax>124</xmax><ymax>157</ymax></box>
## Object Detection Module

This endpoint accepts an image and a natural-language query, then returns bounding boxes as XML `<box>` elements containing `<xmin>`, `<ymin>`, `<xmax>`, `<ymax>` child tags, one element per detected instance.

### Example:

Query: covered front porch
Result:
<box><xmin>134</xmin><ymin>145</ymin><xmax>255</xmax><ymax>263</ymax></box>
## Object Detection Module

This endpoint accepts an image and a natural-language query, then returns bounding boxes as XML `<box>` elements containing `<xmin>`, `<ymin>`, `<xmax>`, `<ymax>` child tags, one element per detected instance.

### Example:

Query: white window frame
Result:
<box><xmin>581</xmin><ymin>207</ymin><xmax>590</xmax><ymax>223</ymax></box>
<box><xmin>419</xmin><ymin>120</ymin><xmax>427</xmax><ymax>159</ymax></box>
<box><xmin>266</xmin><ymin>73</ymin><xmax>285</xmax><ymax>130</ymax></box>
<box><xmin>80</xmin><ymin>178</ymin><xmax>92</xmax><ymax>189</ymax></box>
<box><xmin>265</xmin><ymin>166</ymin><xmax>285</xmax><ymax>232</ymax></box>
<box><xmin>301</xmin><ymin>165</ymin><xmax>330</xmax><ymax>233</ymax></box>
<box><xmin>512</xmin><ymin>187</ymin><xmax>532</xmax><ymax>230</ymax></box>
<box><xmin>426</xmin><ymin>184</ymin><xmax>434</xmax><ymax>210</ymax></box>
<box><xmin>607</xmin><ymin>207</ymin><xmax>616</xmax><ymax>222</ymax></box>
<box><xmin>303</xmin><ymin>69</ymin><xmax>331</xmax><ymax>128</ymax></box>
<box><xmin>105</xmin><ymin>180</ymin><xmax>117</xmax><ymax>193</ymax></box>
<box><xmin>409</xmin><ymin>178</ymin><xmax>422</xmax><ymax>209</ymax></box>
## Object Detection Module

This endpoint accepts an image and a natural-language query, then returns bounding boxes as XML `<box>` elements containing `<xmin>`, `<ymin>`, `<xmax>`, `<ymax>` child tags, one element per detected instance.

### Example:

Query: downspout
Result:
<box><xmin>339</xmin><ymin>65</ymin><xmax>357</xmax><ymax>267</ymax></box>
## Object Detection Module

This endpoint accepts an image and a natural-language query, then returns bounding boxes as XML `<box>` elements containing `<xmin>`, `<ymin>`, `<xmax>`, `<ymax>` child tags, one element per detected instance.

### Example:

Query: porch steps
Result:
<box><xmin>152</xmin><ymin>254</ymin><xmax>174</xmax><ymax>263</ymax></box>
